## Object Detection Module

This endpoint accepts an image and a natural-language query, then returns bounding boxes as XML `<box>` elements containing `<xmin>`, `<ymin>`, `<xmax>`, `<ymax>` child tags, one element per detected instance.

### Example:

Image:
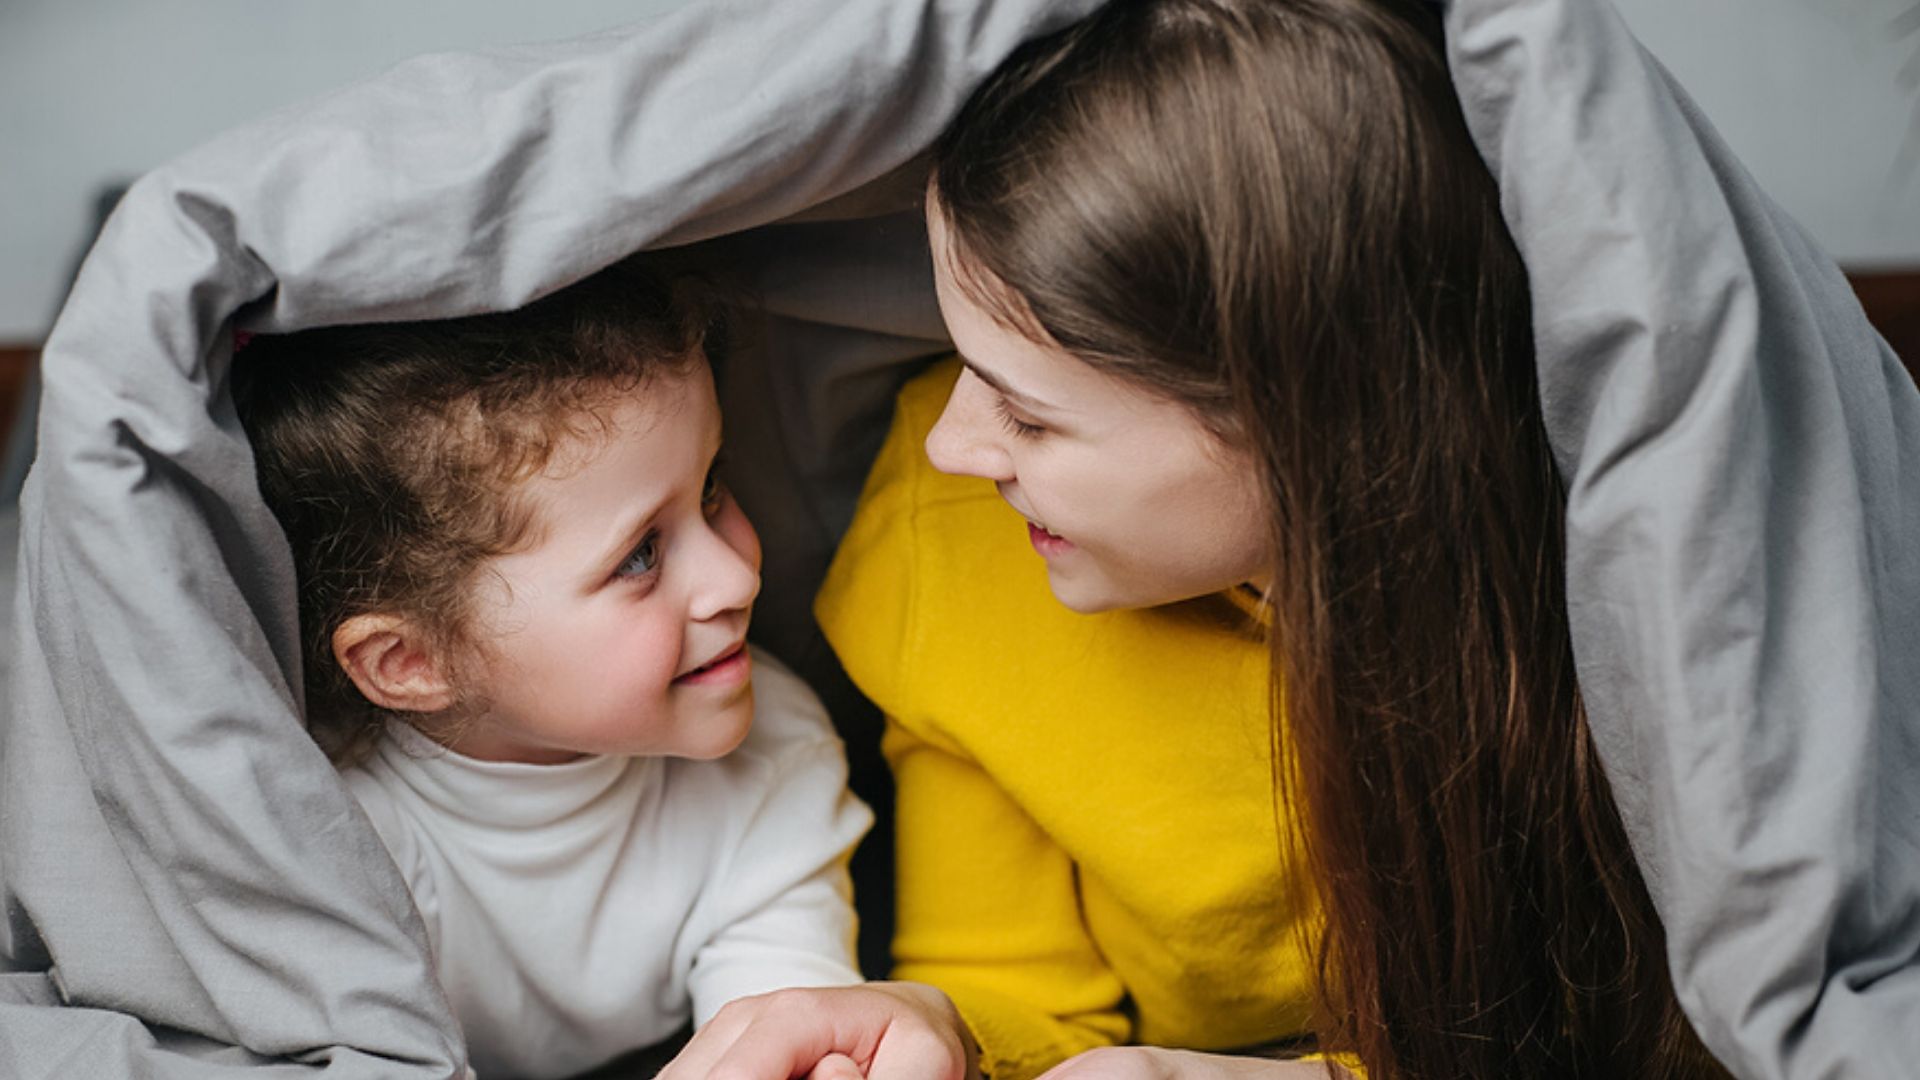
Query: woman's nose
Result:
<box><xmin>924</xmin><ymin>372</ymin><xmax>1015</xmax><ymax>482</ymax></box>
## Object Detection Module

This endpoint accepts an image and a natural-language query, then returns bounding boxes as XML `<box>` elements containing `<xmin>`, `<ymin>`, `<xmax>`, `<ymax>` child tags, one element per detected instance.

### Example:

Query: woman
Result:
<box><xmin>661</xmin><ymin>1</ymin><xmax>1730</xmax><ymax>1078</ymax></box>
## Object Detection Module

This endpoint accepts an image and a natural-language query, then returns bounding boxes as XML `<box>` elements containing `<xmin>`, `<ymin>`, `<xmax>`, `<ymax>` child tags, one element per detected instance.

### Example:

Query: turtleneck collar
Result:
<box><xmin>372</xmin><ymin>721</ymin><xmax>649</xmax><ymax>830</ymax></box>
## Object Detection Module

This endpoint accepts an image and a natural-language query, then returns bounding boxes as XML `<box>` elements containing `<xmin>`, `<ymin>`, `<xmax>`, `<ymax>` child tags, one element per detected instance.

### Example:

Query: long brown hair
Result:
<box><xmin>932</xmin><ymin>1</ymin><xmax>1723</xmax><ymax>1076</ymax></box>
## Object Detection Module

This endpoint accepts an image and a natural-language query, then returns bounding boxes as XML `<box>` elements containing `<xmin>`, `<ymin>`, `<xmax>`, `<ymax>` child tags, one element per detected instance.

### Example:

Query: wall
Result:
<box><xmin>1</xmin><ymin>0</ymin><xmax>1917</xmax><ymax>342</ymax></box>
<box><xmin>1612</xmin><ymin>0</ymin><xmax>1920</xmax><ymax>267</ymax></box>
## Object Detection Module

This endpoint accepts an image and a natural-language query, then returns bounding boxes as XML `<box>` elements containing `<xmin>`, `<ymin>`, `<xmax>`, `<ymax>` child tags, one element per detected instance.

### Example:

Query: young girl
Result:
<box><xmin>661</xmin><ymin>2</ymin><xmax>1730</xmax><ymax>1078</ymax></box>
<box><xmin>230</xmin><ymin>259</ymin><xmax>870</xmax><ymax>1080</ymax></box>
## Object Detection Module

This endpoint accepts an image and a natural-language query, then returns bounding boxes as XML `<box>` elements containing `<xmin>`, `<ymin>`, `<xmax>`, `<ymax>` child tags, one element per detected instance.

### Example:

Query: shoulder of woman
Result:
<box><xmin>815</xmin><ymin>359</ymin><xmax>969</xmax><ymax>711</ymax></box>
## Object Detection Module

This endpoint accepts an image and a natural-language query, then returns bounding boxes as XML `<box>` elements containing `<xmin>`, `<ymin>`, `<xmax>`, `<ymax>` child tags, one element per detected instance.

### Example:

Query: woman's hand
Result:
<box><xmin>1037</xmin><ymin>1048</ymin><xmax>1352</xmax><ymax>1080</ymax></box>
<box><xmin>655</xmin><ymin>981</ymin><xmax>978</xmax><ymax>1080</ymax></box>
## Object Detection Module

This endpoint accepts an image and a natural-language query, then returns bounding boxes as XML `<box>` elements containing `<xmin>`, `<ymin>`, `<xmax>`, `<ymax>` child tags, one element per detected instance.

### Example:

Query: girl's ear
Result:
<box><xmin>333</xmin><ymin>614</ymin><xmax>457</xmax><ymax>714</ymax></box>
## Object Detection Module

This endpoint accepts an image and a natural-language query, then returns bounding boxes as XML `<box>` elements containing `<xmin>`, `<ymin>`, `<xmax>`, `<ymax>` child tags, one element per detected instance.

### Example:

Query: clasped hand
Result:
<box><xmin>655</xmin><ymin>983</ymin><xmax>1348</xmax><ymax>1080</ymax></box>
<box><xmin>655</xmin><ymin>982</ymin><xmax>973</xmax><ymax>1080</ymax></box>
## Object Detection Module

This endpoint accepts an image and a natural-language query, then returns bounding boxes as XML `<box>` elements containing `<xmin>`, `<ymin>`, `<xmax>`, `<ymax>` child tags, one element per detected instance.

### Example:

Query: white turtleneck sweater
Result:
<box><xmin>340</xmin><ymin>648</ymin><xmax>871</xmax><ymax>1080</ymax></box>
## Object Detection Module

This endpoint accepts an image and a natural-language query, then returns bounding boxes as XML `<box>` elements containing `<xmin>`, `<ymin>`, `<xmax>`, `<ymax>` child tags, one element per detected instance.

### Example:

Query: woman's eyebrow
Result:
<box><xmin>961</xmin><ymin>357</ymin><xmax>1058</xmax><ymax>413</ymax></box>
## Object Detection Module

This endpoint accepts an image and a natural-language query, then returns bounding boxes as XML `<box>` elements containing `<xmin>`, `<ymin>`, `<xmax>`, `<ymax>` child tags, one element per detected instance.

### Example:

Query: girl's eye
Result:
<box><xmin>617</xmin><ymin>531</ymin><xmax>661</xmax><ymax>579</ymax></box>
<box><xmin>701</xmin><ymin>464</ymin><xmax>725</xmax><ymax>511</ymax></box>
<box><xmin>993</xmin><ymin>396</ymin><xmax>1046</xmax><ymax>440</ymax></box>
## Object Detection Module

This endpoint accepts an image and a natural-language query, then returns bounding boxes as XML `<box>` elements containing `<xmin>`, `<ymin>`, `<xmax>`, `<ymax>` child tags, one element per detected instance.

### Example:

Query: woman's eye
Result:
<box><xmin>701</xmin><ymin>465</ymin><xmax>725</xmax><ymax>510</ymax></box>
<box><xmin>993</xmin><ymin>396</ymin><xmax>1046</xmax><ymax>440</ymax></box>
<box><xmin>617</xmin><ymin>532</ymin><xmax>661</xmax><ymax>578</ymax></box>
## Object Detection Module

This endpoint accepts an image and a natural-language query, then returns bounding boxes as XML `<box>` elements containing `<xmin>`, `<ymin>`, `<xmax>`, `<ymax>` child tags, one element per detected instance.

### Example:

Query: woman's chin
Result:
<box><xmin>1046</xmin><ymin>561</ymin><xmax>1242</xmax><ymax>615</ymax></box>
<box><xmin>1044</xmin><ymin>566</ymin><xmax>1125</xmax><ymax>615</ymax></box>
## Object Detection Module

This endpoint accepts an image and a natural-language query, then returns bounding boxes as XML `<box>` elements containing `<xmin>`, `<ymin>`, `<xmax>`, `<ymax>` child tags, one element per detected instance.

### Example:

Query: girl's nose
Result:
<box><xmin>688</xmin><ymin>520</ymin><xmax>761</xmax><ymax>622</ymax></box>
<box><xmin>924</xmin><ymin>370</ymin><xmax>1016</xmax><ymax>482</ymax></box>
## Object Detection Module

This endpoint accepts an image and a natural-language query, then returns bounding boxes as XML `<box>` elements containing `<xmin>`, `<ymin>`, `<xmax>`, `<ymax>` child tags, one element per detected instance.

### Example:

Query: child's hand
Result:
<box><xmin>656</xmin><ymin>981</ymin><xmax>977</xmax><ymax>1080</ymax></box>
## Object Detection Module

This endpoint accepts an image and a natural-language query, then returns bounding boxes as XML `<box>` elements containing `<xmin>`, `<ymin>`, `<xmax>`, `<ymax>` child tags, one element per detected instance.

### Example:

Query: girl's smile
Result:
<box><xmin>672</xmin><ymin>640</ymin><xmax>751</xmax><ymax>687</ymax></box>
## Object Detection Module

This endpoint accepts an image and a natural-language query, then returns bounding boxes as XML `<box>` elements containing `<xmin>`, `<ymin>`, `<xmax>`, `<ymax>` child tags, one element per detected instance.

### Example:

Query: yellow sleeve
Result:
<box><xmin>885</xmin><ymin>719</ymin><xmax>1131</xmax><ymax>1080</ymax></box>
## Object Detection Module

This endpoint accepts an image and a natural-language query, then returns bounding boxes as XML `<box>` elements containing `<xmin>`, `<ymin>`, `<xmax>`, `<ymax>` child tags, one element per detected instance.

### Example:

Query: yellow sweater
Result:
<box><xmin>816</xmin><ymin>361</ymin><xmax>1320</xmax><ymax>1080</ymax></box>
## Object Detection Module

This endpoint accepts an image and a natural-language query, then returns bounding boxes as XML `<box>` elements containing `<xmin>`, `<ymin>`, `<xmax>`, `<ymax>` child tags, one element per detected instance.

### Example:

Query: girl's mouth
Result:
<box><xmin>674</xmin><ymin>643</ymin><xmax>750</xmax><ymax>686</ymax></box>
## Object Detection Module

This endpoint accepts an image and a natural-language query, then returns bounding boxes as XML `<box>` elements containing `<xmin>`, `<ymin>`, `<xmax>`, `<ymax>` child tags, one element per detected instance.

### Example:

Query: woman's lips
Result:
<box><xmin>1027</xmin><ymin>520</ymin><xmax>1074</xmax><ymax>557</ymax></box>
<box><xmin>673</xmin><ymin>643</ymin><xmax>750</xmax><ymax>687</ymax></box>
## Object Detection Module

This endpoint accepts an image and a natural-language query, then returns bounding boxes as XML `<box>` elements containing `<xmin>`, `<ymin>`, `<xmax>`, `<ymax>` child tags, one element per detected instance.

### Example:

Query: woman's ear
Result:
<box><xmin>333</xmin><ymin>614</ymin><xmax>457</xmax><ymax>714</ymax></box>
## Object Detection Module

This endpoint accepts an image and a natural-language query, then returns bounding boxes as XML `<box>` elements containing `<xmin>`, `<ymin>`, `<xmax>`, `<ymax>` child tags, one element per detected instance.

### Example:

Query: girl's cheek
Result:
<box><xmin>625</xmin><ymin>613</ymin><xmax>685</xmax><ymax>679</ymax></box>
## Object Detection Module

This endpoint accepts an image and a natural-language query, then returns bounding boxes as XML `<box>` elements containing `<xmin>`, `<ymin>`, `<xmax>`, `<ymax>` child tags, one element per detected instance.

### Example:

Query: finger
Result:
<box><xmin>862</xmin><ymin>1015</ymin><xmax>968</xmax><ymax>1080</ymax></box>
<box><xmin>656</xmin><ymin>1003</ymin><xmax>755</xmax><ymax>1080</ymax></box>
<box><xmin>700</xmin><ymin>996</ymin><xmax>853</xmax><ymax>1080</ymax></box>
<box><xmin>807</xmin><ymin>1052</ymin><xmax>866</xmax><ymax>1080</ymax></box>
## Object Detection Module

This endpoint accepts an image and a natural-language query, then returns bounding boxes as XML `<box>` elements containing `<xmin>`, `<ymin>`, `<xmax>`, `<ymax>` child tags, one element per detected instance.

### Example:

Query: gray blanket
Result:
<box><xmin>1445</xmin><ymin>3</ymin><xmax>1920</xmax><ymax>1076</ymax></box>
<box><xmin>3</xmin><ymin>1</ymin><xmax>1913</xmax><ymax>1077</ymax></box>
